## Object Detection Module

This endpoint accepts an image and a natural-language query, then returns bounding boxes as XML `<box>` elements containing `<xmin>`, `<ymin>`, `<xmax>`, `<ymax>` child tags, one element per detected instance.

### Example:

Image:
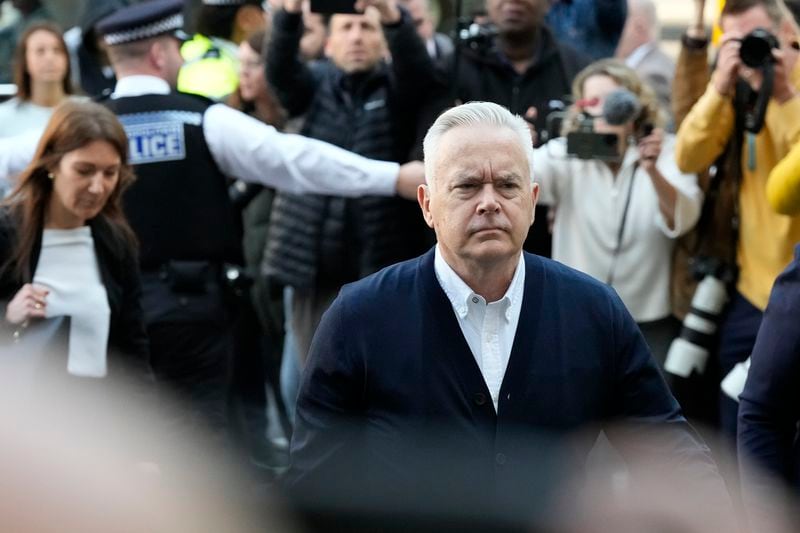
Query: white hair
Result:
<box><xmin>422</xmin><ymin>101</ymin><xmax>535</xmax><ymax>190</ymax></box>
<box><xmin>630</xmin><ymin>0</ymin><xmax>660</xmax><ymax>41</ymax></box>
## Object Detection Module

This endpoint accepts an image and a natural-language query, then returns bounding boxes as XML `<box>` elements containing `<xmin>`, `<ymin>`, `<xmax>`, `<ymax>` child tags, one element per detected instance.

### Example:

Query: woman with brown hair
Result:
<box><xmin>0</xmin><ymin>22</ymin><xmax>76</xmax><ymax>138</ymax></box>
<box><xmin>533</xmin><ymin>59</ymin><xmax>703</xmax><ymax>364</ymax></box>
<box><xmin>0</xmin><ymin>100</ymin><xmax>149</xmax><ymax>382</ymax></box>
<box><xmin>228</xmin><ymin>30</ymin><xmax>287</xmax><ymax>129</ymax></box>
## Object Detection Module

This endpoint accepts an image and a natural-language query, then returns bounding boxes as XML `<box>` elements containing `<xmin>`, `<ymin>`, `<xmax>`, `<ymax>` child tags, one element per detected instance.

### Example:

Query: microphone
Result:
<box><xmin>602</xmin><ymin>88</ymin><xmax>641</xmax><ymax>126</ymax></box>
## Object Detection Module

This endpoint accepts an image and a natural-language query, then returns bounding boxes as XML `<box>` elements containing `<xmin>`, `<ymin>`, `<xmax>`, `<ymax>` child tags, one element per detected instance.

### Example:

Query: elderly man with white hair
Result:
<box><xmin>287</xmin><ymin>101</ymin><xmax>729</xmax><ymax>522</ymax></box>
<box><xmin>615</xmin><ymin>0</ymin><xmax>676</xmax><ymax>118</ymax></box>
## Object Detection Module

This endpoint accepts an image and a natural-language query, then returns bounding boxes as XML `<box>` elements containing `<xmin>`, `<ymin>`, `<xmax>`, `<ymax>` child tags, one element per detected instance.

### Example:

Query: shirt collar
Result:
<box><xmin>434</xmin><ymin>245</ymin><xmax>525</xmax><ymax>321</ymax></box>
<box><xmin>112</xmin><ymin>75</ymin><xmax>171</xmax><ymax>99</ymax></box>
<box><xmin>624</xmin><ymin>42</ymin><xmax>655</xmax><ymax>69</ymax></box>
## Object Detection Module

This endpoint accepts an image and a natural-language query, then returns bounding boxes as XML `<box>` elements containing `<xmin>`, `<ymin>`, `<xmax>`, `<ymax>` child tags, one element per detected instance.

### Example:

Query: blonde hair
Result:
<box><xmin>562</xmin><ymin>59</ymin><xmax>665</xmax><ymax>136</ymax></box>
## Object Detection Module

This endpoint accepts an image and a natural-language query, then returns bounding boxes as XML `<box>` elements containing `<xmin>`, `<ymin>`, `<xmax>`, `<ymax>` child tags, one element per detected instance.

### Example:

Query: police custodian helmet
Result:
<box><xmin>95</xmin><ymin>0</ymin><xmax>189</xmax><ymax>46</ymax></box>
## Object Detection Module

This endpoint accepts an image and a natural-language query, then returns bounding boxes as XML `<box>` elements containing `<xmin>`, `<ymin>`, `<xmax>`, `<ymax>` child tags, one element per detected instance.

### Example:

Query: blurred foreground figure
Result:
<box><xmin>0</xmin><ymin>359</ymin><xmax>295</xmax><ymax>533</ymax></box>
<box><xmin>552</xmin><ymin>425</ymin><xmax>797</xmax><ymax>533</ymax></box>
<box><xmin>288</xmin><ymin>102</ymin><xmax>732</xmax><ymax>528</ymax></box>
<box><xmin>739</xmin><ymin>244</ymin><xmax>800</xmax><ymax>525</ymax></box>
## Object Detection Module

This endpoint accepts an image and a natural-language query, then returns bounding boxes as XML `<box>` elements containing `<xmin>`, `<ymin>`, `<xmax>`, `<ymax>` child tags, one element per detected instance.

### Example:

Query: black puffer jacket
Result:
<box><xmin>263</xmin><ymin>8</ymin><xmax>435</xmax><ymax>288</ymax></box>
<box><xmin>453</xmin><ymin>25</ymin><xmax>589</xmax><ymax>137</ymax></box>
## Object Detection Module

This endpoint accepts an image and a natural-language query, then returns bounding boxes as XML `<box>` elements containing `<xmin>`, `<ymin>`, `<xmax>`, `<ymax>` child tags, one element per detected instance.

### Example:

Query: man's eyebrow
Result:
<box><xmin>450</xmin><ymin>172</ymin><xmax>481</xmax><ymax>182</ymax></box>
<box><xmin>449</xmin><ymin>171</ymin><xmax>524</xmax><ymax>183</ymax></box>
<box><xmin>495</xmin><ymin>172</ymin><xmax>523</xmax><ymax>181</ymax></box>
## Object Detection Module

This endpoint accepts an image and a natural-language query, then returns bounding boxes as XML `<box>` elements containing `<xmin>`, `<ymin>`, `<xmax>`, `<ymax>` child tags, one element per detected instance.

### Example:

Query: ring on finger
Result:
<box><xmin>34</xmin><ymin>302</ymin><xmax>42</xmax><ymax>310</ymax></box>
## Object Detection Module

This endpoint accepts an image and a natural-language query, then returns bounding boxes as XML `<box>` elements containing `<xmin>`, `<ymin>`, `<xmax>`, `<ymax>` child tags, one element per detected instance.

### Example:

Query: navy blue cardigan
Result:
<box><xmin>739</xmin><ymin>245</ymin><xmax>800</xmax><ymax>488</ymax></box>
<box><xmin>289</xmin><ymin>249</ymin><xmax>721</xmax><ymax>514</ymax></box>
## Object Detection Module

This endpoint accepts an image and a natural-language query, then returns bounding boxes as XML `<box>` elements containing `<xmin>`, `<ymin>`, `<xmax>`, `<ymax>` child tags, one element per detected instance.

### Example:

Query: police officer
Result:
<box><xmin>88</xmin><ymin>0</ymin><xmax>424</xmax><ymax>439</ymax></box>
<box><xmin>178</xmin><ymin>0</ymin><xmax>265</xmax><ymax>99</ymax></box>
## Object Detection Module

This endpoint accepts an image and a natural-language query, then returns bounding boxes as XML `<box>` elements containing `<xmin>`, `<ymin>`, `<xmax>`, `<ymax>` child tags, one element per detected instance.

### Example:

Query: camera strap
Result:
<box><xmin>605</xmin><ymin>161</ymin><xmax>639</xmax><ymax>286</ymax></box>
<box><xmin>744</xmin><ymin>61</ymin><xmax>774</xmax><ymax>134</ymax></box>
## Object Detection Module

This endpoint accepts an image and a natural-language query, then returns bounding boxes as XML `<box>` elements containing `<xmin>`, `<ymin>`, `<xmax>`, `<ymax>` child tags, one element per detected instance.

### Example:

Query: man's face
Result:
<box><xmin>324</xmin><ymin>8</ymin><xmax>386</xmax><ymax>74</ymax></box>
<box><xmin>615</xmin><ymin>1</ymin><xmax>648</xmax><ymax>59</ymax></box>
<box><xmin>720</xmin><ymin>5</ymin><xmax>776</xmax><ymax>37</ymax></box>
<box><xmin>418</xmin><ymin>125</ymin><xmax>538</xmax><ymax>270</ymax></box>
<box><xmin>486</xmin><ymin>0</ymin><xmax>547</xmax><ymax>36</ymax></box>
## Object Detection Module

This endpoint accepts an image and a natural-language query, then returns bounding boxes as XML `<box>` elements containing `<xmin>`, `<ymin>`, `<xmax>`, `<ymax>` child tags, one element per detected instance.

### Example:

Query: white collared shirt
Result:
<box><xmin>0</xmin><ymin>75</ymin><xmax>400</xmax><ymax>198</ymax></box>
<box><xmin>434</xmin><ymin>246</ymin><xmax>525</xmax><ymax>412</ymax></box>
<box><xmin>624</xmin><ymin>42</ymin><xmax>656</xmax><ymax>69</ymax></box>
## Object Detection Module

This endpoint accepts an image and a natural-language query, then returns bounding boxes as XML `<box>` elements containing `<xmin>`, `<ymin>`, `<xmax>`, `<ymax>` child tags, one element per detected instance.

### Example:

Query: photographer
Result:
<box><xmin>675</xmin><ymin>0</ymin><xmax>800</xmax><ymax>438</ymax></box>
<box><xmin>533</xmin><ymin>59</ymin><xmax>702</xmax><ymax>363</ymax></box>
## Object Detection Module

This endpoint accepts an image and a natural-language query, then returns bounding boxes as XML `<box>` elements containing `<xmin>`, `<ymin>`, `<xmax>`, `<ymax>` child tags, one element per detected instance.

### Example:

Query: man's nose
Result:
<box><xmin>476</xmin><ymin>184</ymin><xmax>501</xmax><ymax>214</ymax></box>
<box><xmin>349</xmin><ymin>26</ymin><xmax>364</xmax><ymax>41</ymax></box>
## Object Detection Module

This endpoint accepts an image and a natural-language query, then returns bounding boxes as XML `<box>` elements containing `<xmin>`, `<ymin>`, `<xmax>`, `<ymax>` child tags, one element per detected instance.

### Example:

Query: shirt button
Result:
<box><xmin>495</xmin><ymin>453</ymin><xmax>507</xmax><ymax>466</ymax></box>
<box><xmin>472</xmin><ymin>297</ymin><xmax>479</xmax><ymax>303</ymax></box>
<box><xmin>473</xmin><ymin>392</ymin><xmax>487</xmax><ymax>406</ymax></box>
<box><xmin>179</xmin><ymin>297</ymin><xmax>188</xmax><ymax>307</ymax></box>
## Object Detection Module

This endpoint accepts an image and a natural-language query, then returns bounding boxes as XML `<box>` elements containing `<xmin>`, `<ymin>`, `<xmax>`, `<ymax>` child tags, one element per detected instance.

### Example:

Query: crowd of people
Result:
<box><xmin>1</xmin><ymin>0</ymin><xmax>800</xmax><ymax>530</ymax></box>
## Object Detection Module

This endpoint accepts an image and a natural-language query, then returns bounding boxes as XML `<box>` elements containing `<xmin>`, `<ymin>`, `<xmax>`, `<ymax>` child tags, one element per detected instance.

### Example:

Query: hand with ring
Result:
<box><xmin>5</xmin><ymin>283</ymin><xmax>49</xmax><ymax>326</ymax></box>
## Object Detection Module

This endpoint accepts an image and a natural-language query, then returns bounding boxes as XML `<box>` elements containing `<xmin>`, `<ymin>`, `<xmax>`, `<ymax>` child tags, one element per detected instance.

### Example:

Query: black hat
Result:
<box><xmin>96</xmin><ymin>0</ymin><xmax>189</xmax><ymax>46</ymax></box>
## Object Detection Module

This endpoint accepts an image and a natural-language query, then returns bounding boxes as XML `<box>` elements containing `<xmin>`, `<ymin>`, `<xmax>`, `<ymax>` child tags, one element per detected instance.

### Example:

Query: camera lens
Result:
<box><xmin>740</xmin><ymin>28</ymin><xmax>779</xmax><ymax>68</ymax></box>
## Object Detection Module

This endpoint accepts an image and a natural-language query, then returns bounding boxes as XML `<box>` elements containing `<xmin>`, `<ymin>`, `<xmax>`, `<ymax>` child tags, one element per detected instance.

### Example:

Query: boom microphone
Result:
<box><xmin>602</xmin><ymin>89</ymin><xmax>641</xmax><ymax>126</ymax></box>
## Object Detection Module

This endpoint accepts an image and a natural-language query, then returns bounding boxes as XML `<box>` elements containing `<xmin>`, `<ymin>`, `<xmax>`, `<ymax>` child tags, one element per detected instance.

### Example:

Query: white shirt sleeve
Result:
<box><xmin>532</xmin><ymin>139</ymin><xmax>569</xmax><ymax>206</ymax></box>
<box><xmin>653</xmin><ymin>135</ymin><xmax>703</xmax><ymax>238</ymax></box>
<box><xmin>203</xmin><ymin>103</ymin><xmax>400</xmax><ymax>197</ymax></box>
<box><xmin>0</xmin><ymin>128</ymin><xmax>42</xmax><ymax>186</ymax></box>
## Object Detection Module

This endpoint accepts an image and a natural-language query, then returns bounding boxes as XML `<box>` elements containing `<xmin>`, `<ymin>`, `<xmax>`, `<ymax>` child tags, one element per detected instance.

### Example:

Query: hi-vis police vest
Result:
<box><xmin>178</xmin><ymin>33</ymin><xmax>240</xmax><ymax>100</ymax></box>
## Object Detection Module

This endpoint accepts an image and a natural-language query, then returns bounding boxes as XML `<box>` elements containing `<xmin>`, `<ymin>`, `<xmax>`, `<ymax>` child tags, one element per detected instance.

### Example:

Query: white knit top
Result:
<box><xmin>33</xmin><ymin>227</ymin><xmax>110</xmax><ymax>377</ymax></box>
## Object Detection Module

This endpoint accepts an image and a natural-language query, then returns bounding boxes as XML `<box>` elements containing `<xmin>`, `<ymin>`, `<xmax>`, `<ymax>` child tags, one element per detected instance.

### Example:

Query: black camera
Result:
<box><xmin>309</xmin><ymin>0</ymin><xmax>357</xmax><ymax>14</ymax></box>
<box><xmin>456</xmin><ymin>21</ymin><xmax>497</xmax><ymax>51</ymax></box>
<box><xmin>565</xmin><ymin>115</ymin><xmax>620</xmax><ymax>161</ymax></box>
<box><xmin>739</xmin><ymin>28</ymin><xmax>779</xmax><ymax>68</ymax></box>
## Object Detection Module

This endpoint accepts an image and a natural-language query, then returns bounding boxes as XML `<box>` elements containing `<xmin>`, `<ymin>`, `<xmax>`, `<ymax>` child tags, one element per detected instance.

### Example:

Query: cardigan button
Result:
<box><xmin>473</xmin><ymin>392</ymin><xmax>487</xmax><ymax>406</ymax></box>
<box><xmin>495</xmin><ymin>453</ymin><xmax>507</xmax><ymax>466</ymax></box>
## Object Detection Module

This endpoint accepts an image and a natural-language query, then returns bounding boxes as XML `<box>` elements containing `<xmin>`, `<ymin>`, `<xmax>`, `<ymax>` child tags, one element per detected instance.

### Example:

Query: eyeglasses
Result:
<box><xmin>240</xmin><ymin>59</ymin><xmax>264</xmax><ymax>70</ymax></box>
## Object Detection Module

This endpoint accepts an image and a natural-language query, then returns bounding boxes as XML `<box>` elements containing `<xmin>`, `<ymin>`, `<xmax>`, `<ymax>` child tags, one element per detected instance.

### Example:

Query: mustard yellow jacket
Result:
<box><xmin>675</xmin><ymin>66</ymin><xmax>800</xmax><ymax>310</ymax></box>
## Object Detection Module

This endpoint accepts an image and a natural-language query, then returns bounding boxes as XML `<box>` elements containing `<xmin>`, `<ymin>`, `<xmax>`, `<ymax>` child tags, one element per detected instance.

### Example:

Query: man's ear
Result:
<box><xmin>530</xmin><ymin>182</ymin><xmax>539</xmax><ymax>225</ymax></box>
<box><xmin>149</xmin><ymin>40</ymin><xmax>165</xmax><ymax>70</ymax></box>
<box><xmin>417</xmin><ymin>184</ymin><xmax>435</xmax><ymax>229</ymax></box>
